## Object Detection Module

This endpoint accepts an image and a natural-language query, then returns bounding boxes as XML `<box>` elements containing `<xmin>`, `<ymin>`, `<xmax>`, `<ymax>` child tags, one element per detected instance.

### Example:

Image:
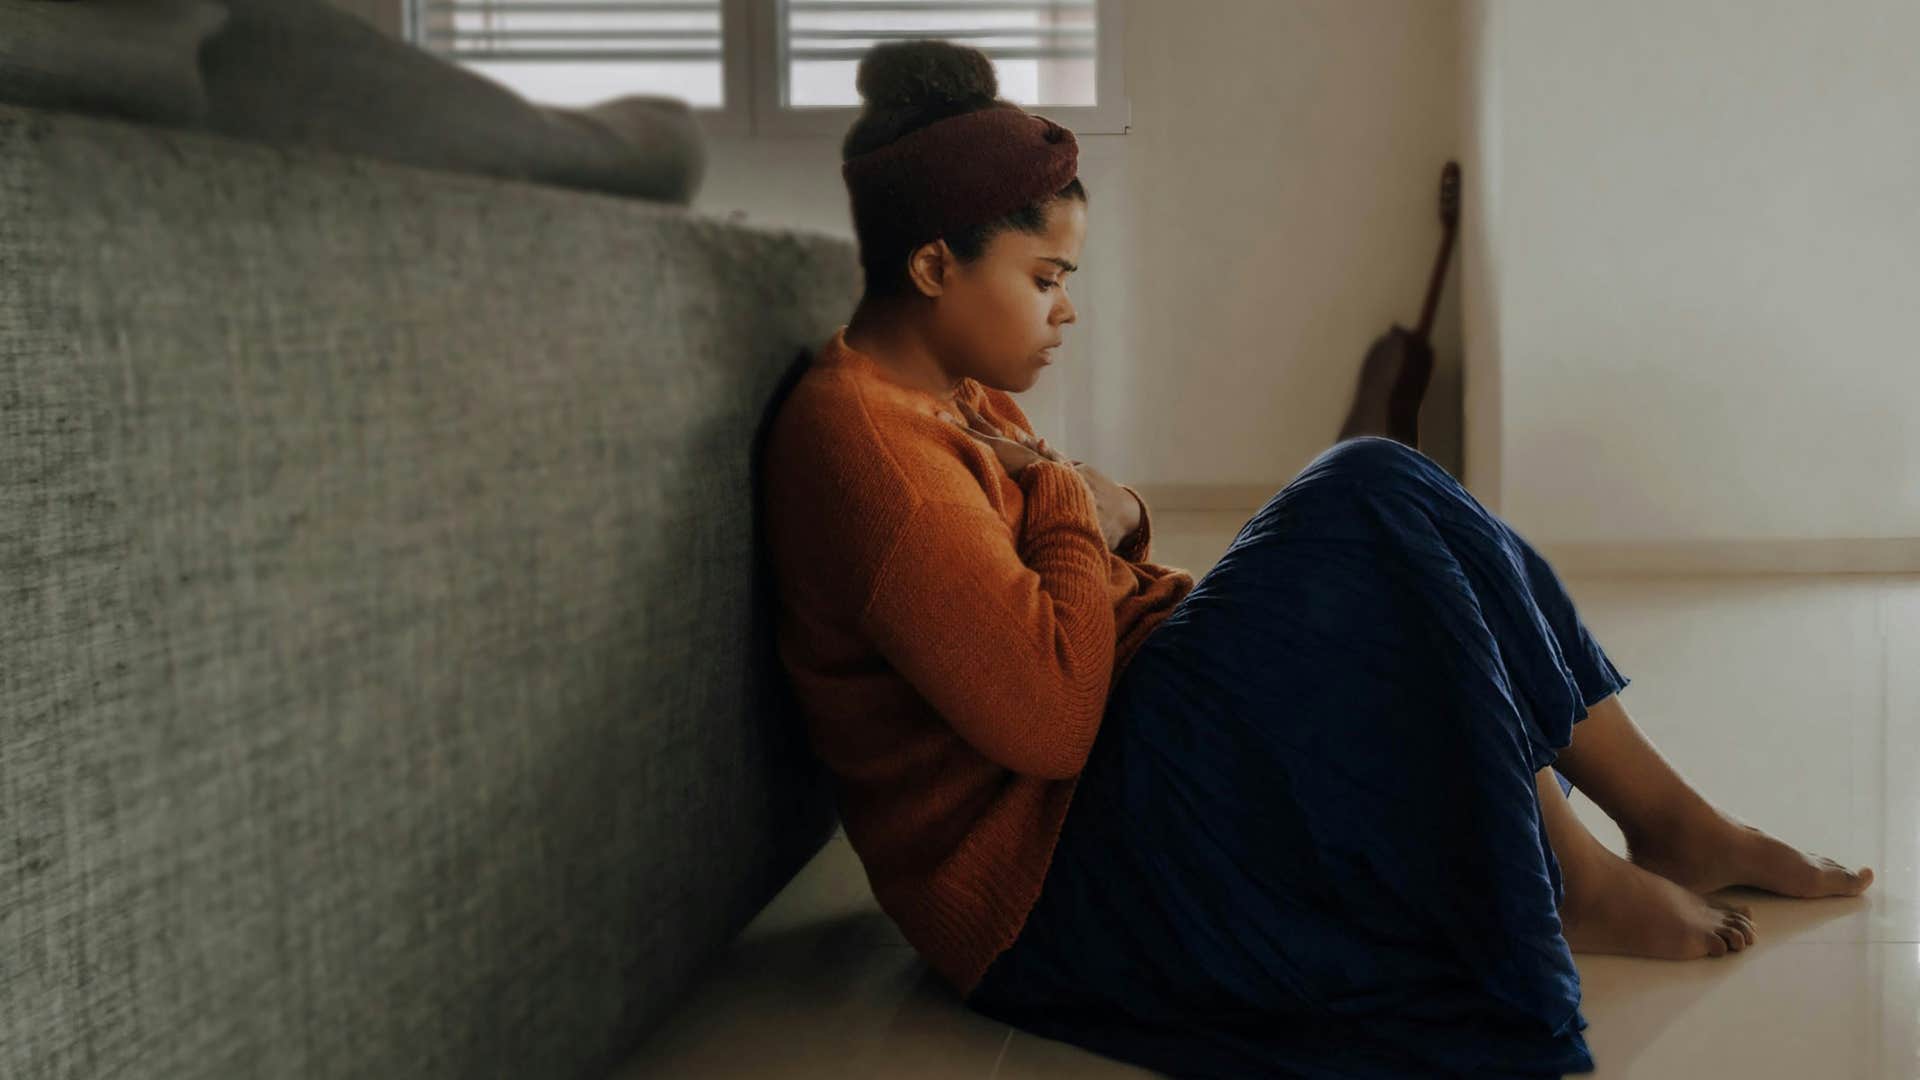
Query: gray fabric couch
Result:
<box><xmin>0</xmin><ymin>100</ymin><xmax>851</xmax><ymax>1078</ymax></box>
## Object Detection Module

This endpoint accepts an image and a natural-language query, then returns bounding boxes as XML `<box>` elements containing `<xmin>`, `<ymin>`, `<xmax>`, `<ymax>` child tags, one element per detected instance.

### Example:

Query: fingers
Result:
<box><xmin>937</xmin><ymin>408</ymin><xmax>1010</xmax><ymax>448</ymax></box>
<box><xmin>940</xmin><ymin>404</ymin><xmax>1065</xmax><ymax>467</ymax></box>
<box><xmin>959</xmin><ymin>400</ymin><xmax>1053</xmax><ymax>452</ymax></box>
<box><xmin>937</xmin><ymin>408</ymin><xmax>1044</xmax><ymax>478</ymax></box>
<box><xmin>966</xmin><ymin>400</ymin><xmax>1049</xmax><ymax>452</ymax></box>
<box><xmin>1027</xmin><ymin>436</ymin><xmax>1067</xmax><ymax>462</ymax></box>
<box><xmin>949</xmin><ymin>401</ymin><xmax>1041</xmax><ymax>447</ymax></box>
<box><xmin>956</xmin><ymin>399</ymin><xmax>1002</xmax><ymax>436</ymax></box>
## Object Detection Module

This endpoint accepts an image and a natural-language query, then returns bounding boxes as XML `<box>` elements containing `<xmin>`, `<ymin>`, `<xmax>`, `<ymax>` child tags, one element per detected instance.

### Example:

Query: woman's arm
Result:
<box><xmin>858</xmin><ymin>459</ymin><xmax>1116</xmax><ymax>780</ymax></box>
<box><xmin>972</xmin><ymin>389</ymin><xmax>1145</xmax><ymax>556</ymax></box>
<box><xmin>1066</xmin><ymin>461</ymin><xmax>1144</xmax><ymax>556</ymax></box>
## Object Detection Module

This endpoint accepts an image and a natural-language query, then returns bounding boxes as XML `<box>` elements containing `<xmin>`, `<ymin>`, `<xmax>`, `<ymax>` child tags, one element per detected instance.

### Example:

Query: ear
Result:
<box><xmin>905</xmin><ymin>239</ymin><xmax>953</xmax><ymax>299</ymax></box>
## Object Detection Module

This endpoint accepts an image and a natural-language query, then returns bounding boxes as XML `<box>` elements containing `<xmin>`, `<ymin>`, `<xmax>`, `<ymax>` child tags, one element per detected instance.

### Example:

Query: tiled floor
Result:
<box><xmin>626</xmin><ymin>512</ymin><xmax>1920</xmax><ymax>1078</ymax></box>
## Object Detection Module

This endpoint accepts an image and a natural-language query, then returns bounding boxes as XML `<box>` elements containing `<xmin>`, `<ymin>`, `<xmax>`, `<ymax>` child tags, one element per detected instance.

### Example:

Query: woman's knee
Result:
<box><xmin>1254</xmin><ymin>437</ymin><xmax>1446</xmax><ymax>531</ymax></box>
<box><xmin>1310</xmin><ymin>436</ymin><xmax>1431</xmax><ymax>489</ymax></box>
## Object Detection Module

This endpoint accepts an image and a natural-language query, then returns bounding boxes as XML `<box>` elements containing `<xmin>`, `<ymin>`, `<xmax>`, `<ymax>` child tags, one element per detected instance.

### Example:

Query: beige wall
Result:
<box><xmin>709</xmin><ymin>0</ymin><xmax>1920</xmax><ymax>569</ymax></box>
<box><xmin>1464</xmin><ymin>0</ymin><xmax>1920</xmax><ymax>555</ymax></box>
<box><xmin>700</xmin><ymin>0</ymin><xmax>1469</xmax><ymax>493</ymax></box>
<box><xmin>364</xmin><ymin>1</ymin><xmax>1920</xmax><ymax>567</ymax></box>
<box><xmin>1458</xmin><ymin>0</ymin><xmax>1504</xmax><ymax>514</ymax></box>
<box><xmin>350</xmin><ymin>0</ymin><xmax>1467</xmax><ymax>489</ymax></box>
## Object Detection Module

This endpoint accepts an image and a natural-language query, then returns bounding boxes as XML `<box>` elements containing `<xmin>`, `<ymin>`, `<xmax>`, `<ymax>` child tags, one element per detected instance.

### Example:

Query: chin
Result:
<box><xmin>977</xmin><ymin>370</ymin><xmax>1032</xmax><ymax>393</ymax></box>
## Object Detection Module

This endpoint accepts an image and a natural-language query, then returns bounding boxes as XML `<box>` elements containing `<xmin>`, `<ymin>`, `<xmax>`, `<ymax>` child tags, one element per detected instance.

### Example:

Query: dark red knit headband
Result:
<box><xmin>842</xmin><ymin>104</ymin><xmax>1080</xmax><ymax>250</ymax></box>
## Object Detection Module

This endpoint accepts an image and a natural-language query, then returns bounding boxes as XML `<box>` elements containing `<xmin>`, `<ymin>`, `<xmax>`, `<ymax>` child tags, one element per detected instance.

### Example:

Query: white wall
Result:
<box><xmin>1464</xmin><ymin>0</ymin><xmax>1920</xmax><ymax>551</ymax></box>
<box><xmin>352</xmin><ymin>0</ymin><xmax>1468</xmax><ymax>491</ymax></box>
<box><xmin>699</xmin><ymin>0</ymin><xmax>1469</xmax><ymax>491</ymax></box>
<box><xmin>356</xmin><ymin>0</ymin><xmax>1919</xmax><ymax>564</ymax></box>
<box><xmin>1458</xmin><ymin>0</ymin><xmax>1504</xmax><ymax>515</ymax></box>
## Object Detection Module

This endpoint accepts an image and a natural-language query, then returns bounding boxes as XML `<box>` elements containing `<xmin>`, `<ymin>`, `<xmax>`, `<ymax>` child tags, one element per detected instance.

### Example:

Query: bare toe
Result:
<box><xmin>1798</xmin><ymin>854</ymin><xmax>1873</xmax><ymax>897</ymax></box>
<box><xmin>1721</xmin><ymin>911</ymin><xmax>1755</xmax><ymax>947</ymax></box>
<box><xmin>1726</xmin><ymin>825</ymin><xmax>1876</xmax><ymax>898</ymax></box>
<box><xmin>1563</xmin><ymin>851</ymin><xmax>1767</xmax><ymax>961</ymax></box>
<box><xmin>1824</xmin><ymin>859</ymin><xmax>1874</xmax><ymax>896</ymax></box>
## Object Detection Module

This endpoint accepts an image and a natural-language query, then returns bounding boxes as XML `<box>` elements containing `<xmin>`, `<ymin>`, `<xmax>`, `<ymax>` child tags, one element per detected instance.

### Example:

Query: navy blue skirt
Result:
<box><xmin>965</xmin><ymin>436</ymin><xmax>1630</xmax><ymax>1078</ymax></box>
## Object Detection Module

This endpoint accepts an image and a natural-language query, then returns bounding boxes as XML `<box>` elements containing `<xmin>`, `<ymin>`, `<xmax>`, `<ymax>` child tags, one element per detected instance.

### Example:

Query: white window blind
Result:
<box><xmin>783</xmin><ymin>0</ymin><xmax>1099</xmax><ymax>109</ymax></box>
<box><xmin>406</xmin><ymin>0</ymin><xmax>726</xmax><ymax>108</ymax></box>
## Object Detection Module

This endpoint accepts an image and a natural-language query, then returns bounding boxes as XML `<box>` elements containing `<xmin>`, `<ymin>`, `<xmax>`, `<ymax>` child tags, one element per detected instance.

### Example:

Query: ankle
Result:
<box><xmin>1618</xmin><ymin>793</ymin><xmax>1726</xmax><ymax>853</ymax></box>
<box><xmin>1555</xmin><ymin>831</ymin><xmax>1621</xmax><ymax>897</ymax></box>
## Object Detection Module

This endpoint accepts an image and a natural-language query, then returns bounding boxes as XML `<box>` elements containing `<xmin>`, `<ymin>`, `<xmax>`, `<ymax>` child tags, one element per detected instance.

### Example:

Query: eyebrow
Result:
<box><xmin>1039</xmin><ymin>257</ymin><xmax>1078</xmax><ymax>274</ymax></box>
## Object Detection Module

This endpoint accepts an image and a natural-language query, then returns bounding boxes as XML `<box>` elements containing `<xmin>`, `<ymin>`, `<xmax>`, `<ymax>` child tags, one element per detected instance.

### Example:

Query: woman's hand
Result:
<box><xmin>1069</xmin><ymin>459</ymin><xmax>1143</xmax><ymax>552</ymax></box>
<box><xmin>937</xmin><ymin>401</ymin><xmax>1050</xmax><ymax>475</ymax></box>
<box><xmin>938</xmin><ymin>400</ymin><xmax>1140</xmax><ymax>550</ymax></box>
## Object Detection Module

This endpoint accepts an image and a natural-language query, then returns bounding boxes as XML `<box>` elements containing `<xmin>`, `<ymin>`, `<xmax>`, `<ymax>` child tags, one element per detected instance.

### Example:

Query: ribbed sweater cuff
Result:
<box><xmin>1016</xmin><ymin>459</ymin><xmax>1100</xmax><ymax>530</ymax></box>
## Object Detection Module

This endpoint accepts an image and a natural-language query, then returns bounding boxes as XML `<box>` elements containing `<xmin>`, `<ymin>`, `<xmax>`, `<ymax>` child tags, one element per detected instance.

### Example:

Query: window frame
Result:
<box><xmin>401</xmin><ymin>0</ymin><xmax>1129</xmax><ymax>140</ymax></box>
<box><xmin>744</xmin><ymin>0</ymin><xmax>1130</xmax><ymax>138</ymax></box>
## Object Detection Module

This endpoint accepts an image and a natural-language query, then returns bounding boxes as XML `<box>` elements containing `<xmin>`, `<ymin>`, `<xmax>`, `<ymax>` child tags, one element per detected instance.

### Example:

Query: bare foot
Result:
<box><xmin>1560</xmin><ymin>845</ymin><xmax>1758</xmax><ymax>959</ymax></box>
<box><xmin>1624</xmin><ymin>805</ymin><xmax>1875</xmax><ymax>899</ymax></box>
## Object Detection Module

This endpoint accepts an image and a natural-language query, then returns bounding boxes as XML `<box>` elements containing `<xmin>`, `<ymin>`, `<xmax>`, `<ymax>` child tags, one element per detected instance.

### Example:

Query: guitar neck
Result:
<box><xmin>1414</xmin><ymin>224</ymin><xmax>1458</xmax><ymax>342</ymax></box>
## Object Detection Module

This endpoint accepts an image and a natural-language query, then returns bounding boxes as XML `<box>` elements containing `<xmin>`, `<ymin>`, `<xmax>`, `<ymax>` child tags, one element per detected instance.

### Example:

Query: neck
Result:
<box><xmin>843</xmin><ymin>294</ymin><xmax>967</xmax><ymax>403</ymax></box>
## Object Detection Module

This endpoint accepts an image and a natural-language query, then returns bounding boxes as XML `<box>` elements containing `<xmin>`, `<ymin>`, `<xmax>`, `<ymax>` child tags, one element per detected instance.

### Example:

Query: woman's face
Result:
<box><xmin>915</xmin><ymin>196</ymin><xmax>1086</xmax><ymax>393</ymax></box>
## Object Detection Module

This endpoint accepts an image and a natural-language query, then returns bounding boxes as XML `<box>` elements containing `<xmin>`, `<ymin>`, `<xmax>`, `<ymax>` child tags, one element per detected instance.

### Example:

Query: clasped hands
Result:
<box><xmin>937</xmin><ymin>399</ymin><xmax>1142</xmax><ymax>552</ymax></box>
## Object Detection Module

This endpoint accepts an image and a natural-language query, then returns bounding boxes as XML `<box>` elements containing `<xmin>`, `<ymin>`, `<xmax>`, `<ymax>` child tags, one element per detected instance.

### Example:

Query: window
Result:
<box><xmin>404</xmin><ymin>0</ymin><xmax>1128</xmax><ymax>137</ymax></box>
<box><xmin>404</xmin><ymin>1</ymin><xmax>730</xmax><ymax>108</ymax></box>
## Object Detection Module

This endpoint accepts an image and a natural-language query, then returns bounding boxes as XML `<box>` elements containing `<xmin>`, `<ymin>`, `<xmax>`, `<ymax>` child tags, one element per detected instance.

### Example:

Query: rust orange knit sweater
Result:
<box><xmin>761</xmin><ymin>327</ymin><xmax>1196</xmax><ymax>999</ymax></box>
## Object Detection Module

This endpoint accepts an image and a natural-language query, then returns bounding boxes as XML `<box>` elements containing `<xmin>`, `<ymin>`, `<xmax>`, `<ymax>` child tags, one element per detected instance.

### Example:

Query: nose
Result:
<box><xmin>1055</xmin><ymin>291</ymin><xmax>1077</xmax><ymax>326</ymax></box>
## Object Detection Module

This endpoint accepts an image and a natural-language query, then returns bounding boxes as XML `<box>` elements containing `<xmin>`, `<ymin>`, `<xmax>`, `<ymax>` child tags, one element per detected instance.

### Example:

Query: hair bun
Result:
<box><xmin>855</xmin><ymin>40</ymin><xmax>998</xmax><ymax>110</ymax></box>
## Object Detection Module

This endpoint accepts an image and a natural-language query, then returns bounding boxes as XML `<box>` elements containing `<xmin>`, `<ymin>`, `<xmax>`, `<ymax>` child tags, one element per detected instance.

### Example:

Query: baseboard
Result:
<box><xmin>1139</xmin><ymin>485</ymin><xmax>1920</xmax><ymax>576</ymax></box>
<box><xmin>1529</xmin><ymin>538</ymin><xmax>1920</xmax><ymax>576</ymax></box>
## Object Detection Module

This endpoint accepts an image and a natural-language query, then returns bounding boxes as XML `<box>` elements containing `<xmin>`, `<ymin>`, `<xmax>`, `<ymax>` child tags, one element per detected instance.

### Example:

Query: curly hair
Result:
<box><xmin>841</xmin><ymin>40</ymin><xmax>1088</xmax><ymax>298</ymax></box>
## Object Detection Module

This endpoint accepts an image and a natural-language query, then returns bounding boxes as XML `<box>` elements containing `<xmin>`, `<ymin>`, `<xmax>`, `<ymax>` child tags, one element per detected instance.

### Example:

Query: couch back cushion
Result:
<box><xmin>0</xmin><ymin>0</ymin><xmax>227</xmax><ymax>126</ymax></box>
<box><xmin>0</xmin><ymin>102</ymin><xmax>852</xmax><ymax>1078</ymax></box>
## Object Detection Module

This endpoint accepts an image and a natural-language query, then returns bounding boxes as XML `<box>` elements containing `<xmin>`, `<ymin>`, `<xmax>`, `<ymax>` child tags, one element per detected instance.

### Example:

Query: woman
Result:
<box><xmin>759</xmin><ymin>40</ymin><xmax>1874</xmax><ymax>1078</ymax></box>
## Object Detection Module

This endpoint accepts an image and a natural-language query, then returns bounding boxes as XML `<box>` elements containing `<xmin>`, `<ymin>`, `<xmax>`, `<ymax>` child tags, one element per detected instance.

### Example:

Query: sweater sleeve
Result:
<box><xmin>857</xmin><ymin>459</ymin><xmax>1117</xmax><ymax>780</ymax></box>
<box><xmin>976</xmin><ymin>386</ymin><xmax>1149</xmax><ymax>561</ymax></box>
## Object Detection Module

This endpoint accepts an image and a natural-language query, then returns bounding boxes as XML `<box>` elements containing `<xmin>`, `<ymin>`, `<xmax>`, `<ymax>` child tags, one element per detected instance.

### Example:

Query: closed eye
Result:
<box><xmin>1036</xmin><ymin>278</ymin><xmax>1059</xmax><ymax>291</ymax></box>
